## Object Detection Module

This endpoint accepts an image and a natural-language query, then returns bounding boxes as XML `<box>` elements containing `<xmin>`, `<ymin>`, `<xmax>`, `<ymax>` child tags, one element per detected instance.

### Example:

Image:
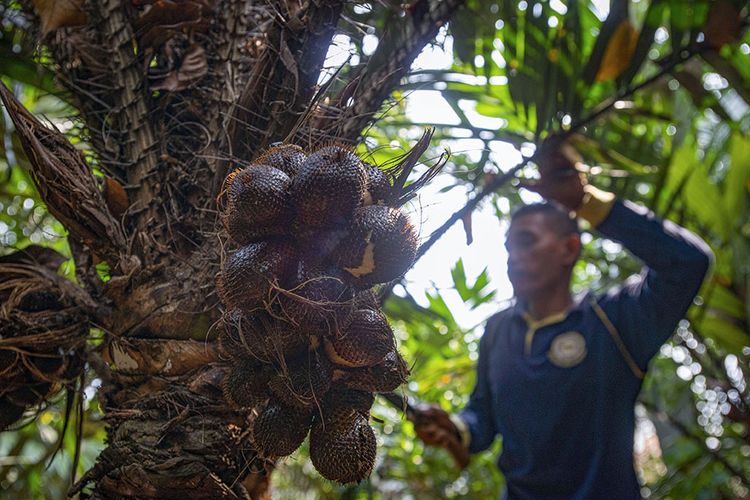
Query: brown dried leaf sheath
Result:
<box><xmin>0</xmin><ymin>83</ymin><xmax>125</xmax><ymax>263</ymax></box>
<box><xmin>151</xmin><ymin>44</ymin><xmax>209</xmax><ymax>92</ymax></box>
<box><xmin>30</xmin><ymin>0</ymin><xmax>86</xmax><ymax>35</ymax></box>
<box><xmin>134</xmin><ymin>0</ymin><xmax>211</xmax><ymax>51</ymax></box>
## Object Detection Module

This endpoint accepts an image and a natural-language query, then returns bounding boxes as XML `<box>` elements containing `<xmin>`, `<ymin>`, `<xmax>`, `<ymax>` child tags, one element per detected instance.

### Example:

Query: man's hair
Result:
<box><xmin>510</xmin><ymin>202</ymin><xmax>580</xmax><ymax>236</ymax></box>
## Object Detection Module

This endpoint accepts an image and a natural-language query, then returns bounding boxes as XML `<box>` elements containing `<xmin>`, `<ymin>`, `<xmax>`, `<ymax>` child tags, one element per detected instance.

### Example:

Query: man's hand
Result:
<box><xmin>523</xmin><ymin>135</ymin><xmax>587</xmax><ymax>210</ymax></box>
<box><xmin>413</xmin><ymin>404</ymin><xmax>461</xmax><ymax>447</ymax></box>
<box><xmin>412</xmin><ymin>404</ymin><xmax>470</xmax><ymax>469</ymax></box>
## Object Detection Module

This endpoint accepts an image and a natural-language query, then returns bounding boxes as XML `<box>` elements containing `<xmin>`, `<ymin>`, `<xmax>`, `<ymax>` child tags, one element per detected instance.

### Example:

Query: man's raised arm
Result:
<box><xmin>529</xmin><ymin>139</ymin><xmax>713</xmax><ymax>370</ymax></box>
<box><xmin>582</xmin><ymin>187</ymin><xmax>713</xmax><ymax>369</ymax></box>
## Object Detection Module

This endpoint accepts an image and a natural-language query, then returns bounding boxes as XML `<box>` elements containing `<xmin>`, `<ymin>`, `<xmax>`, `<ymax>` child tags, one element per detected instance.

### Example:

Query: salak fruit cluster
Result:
<box><xmin>217</xmin><ymin>144</ymin><xmax>417</xmax><ymax>484</ymax></box>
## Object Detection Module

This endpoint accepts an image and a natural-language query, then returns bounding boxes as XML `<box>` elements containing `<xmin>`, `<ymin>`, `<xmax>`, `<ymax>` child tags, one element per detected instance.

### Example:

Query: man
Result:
<box><xmin>414</xmin><ymin>141</ymin><xmax>712</xmax><ymax>499</ymax></box>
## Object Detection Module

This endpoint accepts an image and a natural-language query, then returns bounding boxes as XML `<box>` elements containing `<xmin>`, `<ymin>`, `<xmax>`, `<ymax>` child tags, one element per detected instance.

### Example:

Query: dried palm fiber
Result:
<box><xmin>221</xmin><ymin>357</ymin><xmax>272</xmax><ymax>409</ymax></box>
<box><xmin>267</xmin><ymin>352</ymin><xmax>332</xmax><ymax>410</ymax></box>
<box><xmin>309</xmin><ymin>391</ymin><xmax>376</xmax><ymax>484</ymax></box>
<box><xmin>221</xmin><ymin>164</ymin><xmax>293</xmax><ymax>245</ymax></box>
<box><xmin>333</xmin><ymin>205</ymin><xmax>418</xmax><ymax>287</ymax></box>
<box><xmin>377</xmin><ymin>129</ymin><xmax>447</xmax><ymax>207</ymax></box>
<box><xmin>362</xmin><ymin>162</ymin><xmax>391</xmax><ymax>206</ymax></box>
<box><xmin>276</xmin><ymin>262</ymin><xmax>354</xmax><ymax>336</ymax></box>
<box><xmin>251</xmin><ymin>400</ymin><xmax>312</xmax><ymax>457</ymax></box>
<box><xmin>217</xmin><ymin>239</ymin><xmax>297</xmax><ymax>314</ymax></box>
<box><xmin>257</xmin><ymin>144</ymin><xmax>307</xmax><ymax>178</ymax></box>
<box><xmin>324</xmin><ymin>308</ymin><xmax>394</xmax><ymax>368</ymax></box>
<box><xmin>0</xmin><ymin>247</ymin><xmax>91</xmax><ymax>431</ymax></box>
<box><xmin>218</xmin><ymin>309</ymin><xmax>307</xmax><ymax>364</ymax></box>
<box><xmin>291</xmin><ymin>145</ymin><xmax>366</xmax><ymax>229</ymax></box>
<box><xmin>337</xmin><ymin>349</ymin><xmax>409</xmax><ymax>392</ymax></box>
<box><xmin>351</xmin><ymin>289</ymin><xmax>380</xmax><ymax>310</ymax></box>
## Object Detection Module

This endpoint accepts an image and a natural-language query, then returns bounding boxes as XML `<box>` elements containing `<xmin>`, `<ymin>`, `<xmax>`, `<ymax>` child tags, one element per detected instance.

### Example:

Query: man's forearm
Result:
<box><xmin>577</xmin><ymin>187</ymin><xmax>713</xmax><ymax>362</ymax></box>
<box><xmin>576</xmin><ymin>186</ymin><xmax>712</xmax><ymax>279</ymax></box>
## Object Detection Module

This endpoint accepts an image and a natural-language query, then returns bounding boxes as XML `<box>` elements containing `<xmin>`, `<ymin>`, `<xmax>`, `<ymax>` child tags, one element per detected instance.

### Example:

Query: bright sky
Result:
<box><xmin>400</xmin><ymin>32</ymin><xmax>518</xmax><ymax>330</ymax></box>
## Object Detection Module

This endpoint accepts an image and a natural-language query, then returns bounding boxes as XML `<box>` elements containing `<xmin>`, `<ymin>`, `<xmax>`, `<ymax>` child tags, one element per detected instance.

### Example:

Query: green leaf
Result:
<box><xmin>683</xmin><ymin>161</ymin><xmax>729</xmax><ymax>240</ymax></box>
<box><xmin>659</xmin><ymin>138</ymin><xmax>698</xmax><ymax>211</ymax></box>
<box><xmin>698</xmin><ymin>313</ymin><xmax>749</xmax><ymax>352</ymax></box>
<box><xmin>669</xmin><ymin>0</ymin><xmax>710</xmax><ymax>31</ymax></box>
<box><xmin>450</xmin><ymin>258</ymin><xmax>472</xmax><ymax>301</ymax></box>
<box><xmin>474</xmin><ymin>267</ymin><xmax>490</xmax><ymax>291</ymax></box>
<box><xmin>705</xmin><ymin>281</ymin><xmax>746</xmax><ymax>320</ymax></box>
<box><xmin>471</xmin><ymin>290</ymin><xmax>497</xmax><ymax>310</ymax></box>
<box><xmin>425</xmin><ymin>290</ymin><xmax>456</xmax><ymax>325</ymax></box>
<box><xmin>723</xmin><ymin>133</ymin><xmax>750</xmax><ymax>219</ymax></box>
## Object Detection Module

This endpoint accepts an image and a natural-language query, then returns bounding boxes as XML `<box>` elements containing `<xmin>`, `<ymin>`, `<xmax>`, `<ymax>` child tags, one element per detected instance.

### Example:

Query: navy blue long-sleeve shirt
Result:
<box><xmin>460</xmin><ymin>200</ymin><xmax>712</xmax><ymax>499</ymax></box>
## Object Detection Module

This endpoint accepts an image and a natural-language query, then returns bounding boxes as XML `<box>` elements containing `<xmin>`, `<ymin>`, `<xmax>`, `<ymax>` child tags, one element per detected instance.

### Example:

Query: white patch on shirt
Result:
<box><xmin>547</xmin><ymin>331</ymin><xmax>587</xmax><ymax>368</ymax></box>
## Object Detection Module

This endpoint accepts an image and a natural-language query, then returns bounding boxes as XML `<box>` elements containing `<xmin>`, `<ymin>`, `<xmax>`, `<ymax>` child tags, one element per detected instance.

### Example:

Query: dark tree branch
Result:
<box><xmin>215</xmin><ymin>0</ymin><xmax>345</xmax><ymax>193</ymax></box>
<box><xmin>0</xmin><ymin>82</ymin><xmax>127</xmax><ymax>264</ymax></box>
<box><xmin>325</xmin><ymin>0</ymin><xmax>465</xmax><ymax>143</ymax></box>
<box><xmin>88</xmin><ymin>0</ymin><xmax>159</xmax><ymax>237</ymax></box>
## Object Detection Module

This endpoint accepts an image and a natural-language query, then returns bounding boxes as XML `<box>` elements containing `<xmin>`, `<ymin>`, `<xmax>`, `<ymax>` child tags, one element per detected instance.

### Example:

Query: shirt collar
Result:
<box><xmin>511</xmin><ymin>292</ymin><xmax>590</xmax><ymax>326</ymax></box>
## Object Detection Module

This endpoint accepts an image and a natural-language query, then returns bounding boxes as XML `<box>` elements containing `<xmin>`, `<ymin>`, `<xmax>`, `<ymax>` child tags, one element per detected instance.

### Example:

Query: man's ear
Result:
<box><xmin>561</xmin><ymin>233</ymin><xmax>581</xmax><ymax>266</ymax></box>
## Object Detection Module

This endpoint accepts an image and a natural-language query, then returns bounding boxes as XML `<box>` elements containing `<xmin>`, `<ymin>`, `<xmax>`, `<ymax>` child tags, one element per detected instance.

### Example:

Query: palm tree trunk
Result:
<box><xmin>3</xmin><ymin>1</ymin><xmax>463</xmax><ymax>497</ymax></box>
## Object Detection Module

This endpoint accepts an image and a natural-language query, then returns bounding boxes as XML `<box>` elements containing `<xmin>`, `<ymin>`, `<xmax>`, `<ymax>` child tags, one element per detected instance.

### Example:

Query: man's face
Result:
<box><xmin>505</xmin><ymin>212</ymin><xmax>579</xmax><ymax>299</ymax></box>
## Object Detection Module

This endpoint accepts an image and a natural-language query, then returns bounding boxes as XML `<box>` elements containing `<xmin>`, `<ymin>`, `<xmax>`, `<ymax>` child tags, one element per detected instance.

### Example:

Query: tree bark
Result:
<box><xmin>4</xmin><ymin>0</ymin><xmax>465</xmax><ymax>497</ymax></box>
